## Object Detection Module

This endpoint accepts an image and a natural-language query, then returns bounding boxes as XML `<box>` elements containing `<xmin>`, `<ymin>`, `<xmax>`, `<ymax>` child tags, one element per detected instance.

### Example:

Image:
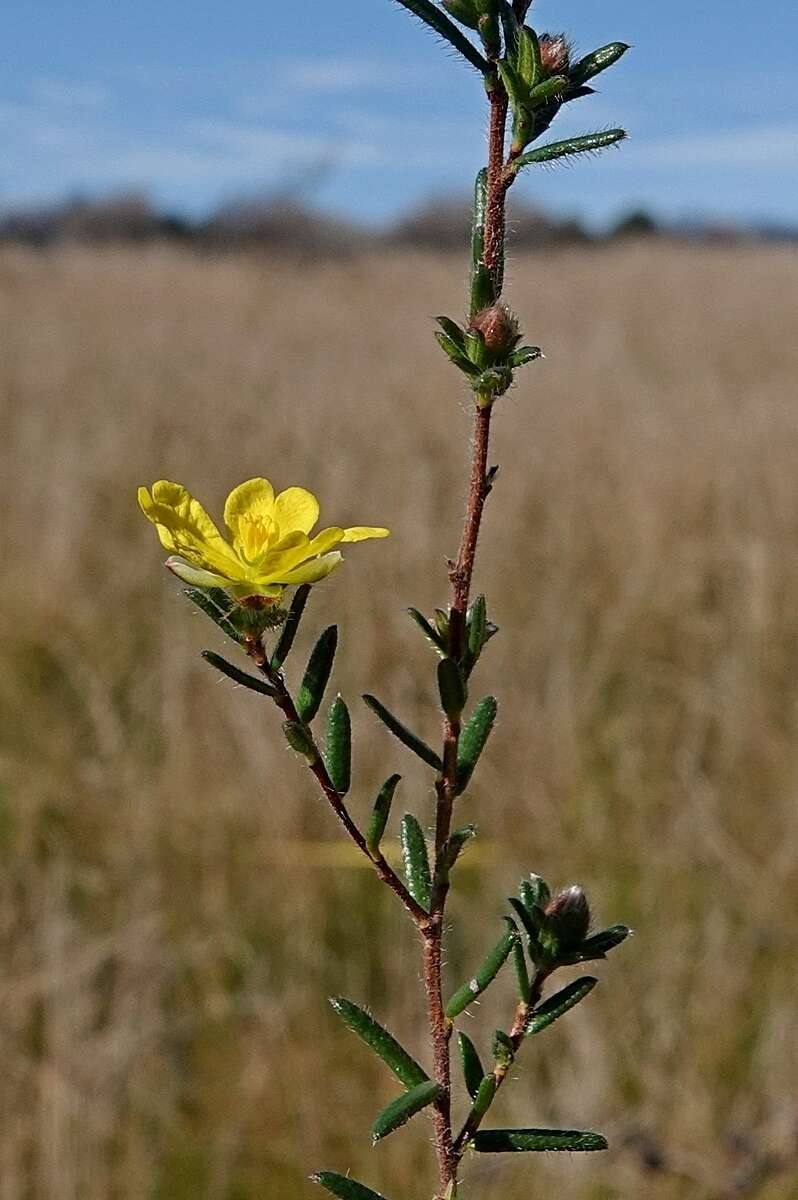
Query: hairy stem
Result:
<box><xmin>242</xmin><ymin>636</ymin><xmax>428</xmax><ymax>926</ymax></box>
<box><xmin>426</xmin><ymin>79</ymin><xmax>509</xmax><ymax>1199</ymax></box>
<box><xmin>453</xmin><ymin>969</ymin><xmax>549</xmax><ymax>1154</ymax></box>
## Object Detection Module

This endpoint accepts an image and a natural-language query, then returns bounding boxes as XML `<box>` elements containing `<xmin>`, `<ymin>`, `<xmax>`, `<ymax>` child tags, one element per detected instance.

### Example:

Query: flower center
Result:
<box><xmin>237</xmin><ymin>513</ymin><xmax>277</xmax><ymax>564</ymax></box>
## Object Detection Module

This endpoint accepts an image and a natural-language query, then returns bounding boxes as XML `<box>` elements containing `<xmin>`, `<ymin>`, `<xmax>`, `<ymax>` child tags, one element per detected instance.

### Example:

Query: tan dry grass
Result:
<box><xmin>1</xmin><ymin>242</ymin><xmax>798</xmax><ymax>1199</ymax></box>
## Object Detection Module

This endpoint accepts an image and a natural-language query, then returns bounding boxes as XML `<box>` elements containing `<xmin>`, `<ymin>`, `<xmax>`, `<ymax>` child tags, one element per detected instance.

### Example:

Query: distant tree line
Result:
<box><xmin>0</xmin><ymin>190</ymin><xmax>790</xmax><ymax>254</ymax></box>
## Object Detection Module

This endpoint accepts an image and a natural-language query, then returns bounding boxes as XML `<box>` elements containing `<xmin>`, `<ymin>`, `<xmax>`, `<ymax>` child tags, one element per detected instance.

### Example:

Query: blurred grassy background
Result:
<box><xmin>1</xmin><ymin>242</ymin><xmax>797</xmax><ymax>1199</ymax></box>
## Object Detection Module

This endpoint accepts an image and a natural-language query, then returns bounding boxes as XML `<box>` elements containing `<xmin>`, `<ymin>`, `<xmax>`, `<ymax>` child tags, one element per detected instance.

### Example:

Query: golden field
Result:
<box><xmin>1</xmin><ymin>241</ymin><xmax>798</xmax><ymax>1199</ymax></box>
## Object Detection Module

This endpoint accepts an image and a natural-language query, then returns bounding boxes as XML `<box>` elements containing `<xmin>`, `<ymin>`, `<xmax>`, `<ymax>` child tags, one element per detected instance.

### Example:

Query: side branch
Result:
<box><xmin>453</xmin><ymin>969</ymin><xmax>549</xmax><ymax>1155</ymax></box>
<box><xmin>242</xmin><ymin>636</ymin><xmax>429</xmax><ymax>926</ymax></box>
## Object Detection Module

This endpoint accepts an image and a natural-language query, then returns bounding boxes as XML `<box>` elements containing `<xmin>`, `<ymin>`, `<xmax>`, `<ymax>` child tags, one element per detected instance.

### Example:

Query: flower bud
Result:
<box><xmin>468</xmin><ymin>303</ymin><xmax>520</xmax><ymax>359</ymax></box>
<box><xmin>544</xmin><ymin>885</ymin><xmax>591</xmax><ymax>949</ymax></box>
<box><xmin>539</xmin><ymin>33</ymin><xmax>572</xmax><ymax>75</ymax></box>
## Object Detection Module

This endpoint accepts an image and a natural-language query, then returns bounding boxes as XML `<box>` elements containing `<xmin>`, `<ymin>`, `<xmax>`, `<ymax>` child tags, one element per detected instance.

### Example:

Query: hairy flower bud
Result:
<box><xmin>468</xmin><ymin>303</ymin><xmax>520</xmax><ymax>358</ymax></box>
<box><xmin>544</xmin><ymin>885</ymin><xmax>591</xmax><ymax>949</ymax></box>
<box><xmin>539</xmin><ymin>33</ymin><xmax>572</xmax><ymax>75</ymax></box>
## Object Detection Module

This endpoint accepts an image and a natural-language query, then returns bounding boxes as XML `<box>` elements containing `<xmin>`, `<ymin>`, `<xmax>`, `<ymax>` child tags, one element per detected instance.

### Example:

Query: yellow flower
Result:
<box><xmin>138</xmin><ymin>477</ymin><xmax>389</xmax><ymax>600</ymax></box>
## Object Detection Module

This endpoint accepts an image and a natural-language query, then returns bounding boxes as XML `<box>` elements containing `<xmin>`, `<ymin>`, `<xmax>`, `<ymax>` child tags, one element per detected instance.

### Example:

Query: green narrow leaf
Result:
<box><xmin>362</xmin><ymin>694</ymin><xmax>443</xmax><ymax>772</ymax></box>
<box><xmin>200</xmin><ymin>650</ymin><xmax>277</xmax><ymax>697</ymax></box>
<box><xmin>471</xmin><ymin>167</ymin><xmax>487</xmax><ymax>272</ymax></box>
<box><xmin>437</xmin><ymin>658</ymin><xmax>467</xmax><ymax>719</ymax></box>
<box><xmin>470</xmin><ymin>264</ymin><xmax>496</xmax><ymax>318</ymax></box>
<box><xmin>282</xmin><ymin>720</ymin><xmax>318</xmax><ymax>762</ymax></box>
<box><xmin>329</xmin><ymin>997</ymin><xmax>428</xmax><ymax>1089</ymax></box>
<box><xmin>512</xmin><ymin>938</ymin><xmax>531</xmax><ymax>1004</ymax></box>
<box><xmin>465</xmin><ymin>329</ymin><xmax>490</xmax><ymax>369</ymax></box>
<box><xmin>366</xmin><ymin>775</ymin><xmax>401</xmax><ymax>858</ymax></box>
<box><xmin>466</xmin><ymin>595</ymin><xmax>487</xmax><ymax>662</ymax></box>
<box><xmin>297</xmin><ymin>625</ymin><xmax>338</xmax><ymax>723</ymax></box>
<box><xmin>470</xmin><ymin>169</ymin><xmax>495</xmax><ymax>317</ymax></box>
<box><xmin>433</xmin><ymin>608</ymin><xmax>451</xmax><ymax>643</ymax></box>
<box><xmin>569</xmin><ymin>924</ymin><xmax>631</xmax><ymax>962</ymax></box>
<box><xmin>473</xmin><ymin>1128</ymin><xmax>608</xmax><ymax>1153</ymax></box>
<box><xmin>496</xmin><ymin>58</ymin><xmax>526</xmax><ymax>109</ymax></box>
<box><xmin>508</xmin><ymin>896</ymin><xmax>542</xmax><ymax>945</ymax></box>
<box><xmin>476</xmin><ymin>10</ymin><xmax>500</xmax><ymax>58</ymax></box>
<box><xmin>437</xmin><ymin>824</ymin><xmax>477</xmax><ymax>875</ymax></box>
<box><xmin>515</xmin><ymin>24</ymin><xmax>541</xmax><ymax>88</ymax></box>
<box><xmin>324</xmin><ymin>695</ymin><xmax>351</xmax><ymax>795</ymax></box>
<box><xmin>527</xmin><ymin>74</ymin><xmax>569</xmax><ymax>107</ymax></box>
<box><xmin>270</xmin><ymin>584</ymin><xmax>311</xmax><ymax>668</ymax></box>
<box><xmin>456</xmin><ymin>696</ymin><xmax>498</xmax><ymax>793</ymax></box>
<box><xmin>445</xmin><ymin>920</ymin><xmax>518</xmax><ymax>1018</ymax></box>
<box><xmin>391</xmin><ymin>0</ymin><xmax>490</xmax><ymax>74</ymax></box>
<box><xmin>436</xmin><ymin>315</ymin><xmax>468</xmax><ymax>350</ymax></box>
<box><xmin>311</xmin><ymin>1172</ymin><xmax>388</xmax><ymax>1200</ymax></box>
<box><xmin>499</xmin><ymin>1</ymin><xmax>519</xmax><ymax>60</ymax></box>
<box><xmin>527</xmin><ymin>977</ymin><xmax>597</xmax><ymax>1036</ymax></box>
<box><xmin>508</xmin><ymin>345</ymin><xmax>542</xmax><ymax>368</ymax></box>
<box><xmin>569</xmin><ymin>41</ymin><xmax>630</xmax><ymax>86</ymax></box>
<box><xmin>184</xmin><ymin>586</ymin><xmax>244</xmax><ymax>643</ymax></box>
<box><xmin>400</xmin><ymin>814</ymin><xmax>432</xmax><ymax>911</ymax></box>
<box><xmin>457</xmin><ymin>1032</ymin><xmax>484</xmax><ymax>1099</ymax></box>
<box><xmin>407</xmin><ymin>607</ymin><xmax>447</xmax><ymax>657</ymax></box>
<box><xmin>472</xmin><ymin>1073</ymin><xmax>498</xmax><ymax>1120</ymax></box>
<box><xmin>441</xmin><ymin>0</ymin><xmax>480</xmax><ymax>29</ymax></box>
<box><xmin>372</xmin><ymin>1079</ymin><xmax>442</xmax><ymax>1144</ymax></box>
<box><xmin>512</xmin><ymin>129</ymin><xmax>627</xmax><ymax>171</ymax></box>
<box><xmin>435</xmin><ymin>330</ymin><xmax>482</xmax><ymax>377</ymax></box>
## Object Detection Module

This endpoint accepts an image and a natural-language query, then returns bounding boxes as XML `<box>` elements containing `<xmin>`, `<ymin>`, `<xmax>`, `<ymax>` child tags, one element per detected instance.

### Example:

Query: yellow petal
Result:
<box><xmin>223</xmin><ymin>478</ymin><xmax>276</xmax><ymax>540</ymax></box>
<box><xmin>275</xmin><ymin>551</ymin><xmax>343</xmax><ymax>585</ymax></box>
<box><xmin>165</xmin><ymin>556</ymin><xmax>232</xmax><ymax>589</ymax></box>
<box><xmin>139</xmin><ymin>482</ymin><xmax>244</xmax><ymax>578</ymax></box>
<box><xmin>258</xmin><ymin>527</ymin><xmax>344</xmax><ymax>582</ymax></box>
<box><xmin>341</xmin><ymin>526</ymin><xmax>391</xmax><ymax>543</ymax></box>
<box><xmin>274</xmin><ymin>487</ymin><xmax>320</xmax><ymax>537</ymax></box>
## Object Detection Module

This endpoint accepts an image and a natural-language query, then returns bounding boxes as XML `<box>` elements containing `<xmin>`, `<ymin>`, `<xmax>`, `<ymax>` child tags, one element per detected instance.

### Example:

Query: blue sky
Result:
<box><xmin>1</xmin><ymin>0</ymin><xmax>796</xmax><ymax>228</ymax></box>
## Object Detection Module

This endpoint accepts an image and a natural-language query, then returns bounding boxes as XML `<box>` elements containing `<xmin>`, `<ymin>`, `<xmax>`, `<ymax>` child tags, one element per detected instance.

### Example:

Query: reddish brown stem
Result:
<box><xmin>425</xmin><ymin>80</ymin><xmax>510</xmax><ymax>1199</ymax></box>
<box><xmin>453</xmin><ymin>969</ymin><xmax>549</xmax><ymax>1155</ymax></box>
<box><xmin>243</xmin><ymin>636</ymin><xmax>428</xmax><ymax>926</ymax></box>
<box><xmin>483</xmin><ymin>88</ymin><xmax>509</xmax><ymax>289</ymax></box>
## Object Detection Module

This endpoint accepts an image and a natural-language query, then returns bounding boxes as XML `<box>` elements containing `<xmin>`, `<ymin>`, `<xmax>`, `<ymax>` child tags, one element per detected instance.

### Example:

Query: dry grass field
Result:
<box><xmin>1</xmin><ymin>241</ymin><xmax>798</xmax><ymax>1200</ymax></box>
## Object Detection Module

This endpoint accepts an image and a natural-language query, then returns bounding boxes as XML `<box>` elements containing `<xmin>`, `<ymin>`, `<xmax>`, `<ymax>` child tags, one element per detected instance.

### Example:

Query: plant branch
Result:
<box><xmin>242</xmin><ymin>635</ymin><xmax>429</xmax><ymax>927</ymax></box>
<box><xmin>424</xmin><ymin>77</ymin><xmax>510</xmax><ymax>1200</ymax></box>
<box><xmin>453</xmin><ymin>968</ymin><xmax>550</xmax><ymax>1155</ymax></box>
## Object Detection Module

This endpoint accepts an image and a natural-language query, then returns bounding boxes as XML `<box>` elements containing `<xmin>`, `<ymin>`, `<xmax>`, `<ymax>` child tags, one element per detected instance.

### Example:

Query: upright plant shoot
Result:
<box><xmin>139</xmin><ymin>4</ymin><xmax>630</xmax><ymax>1197</ymax></box>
